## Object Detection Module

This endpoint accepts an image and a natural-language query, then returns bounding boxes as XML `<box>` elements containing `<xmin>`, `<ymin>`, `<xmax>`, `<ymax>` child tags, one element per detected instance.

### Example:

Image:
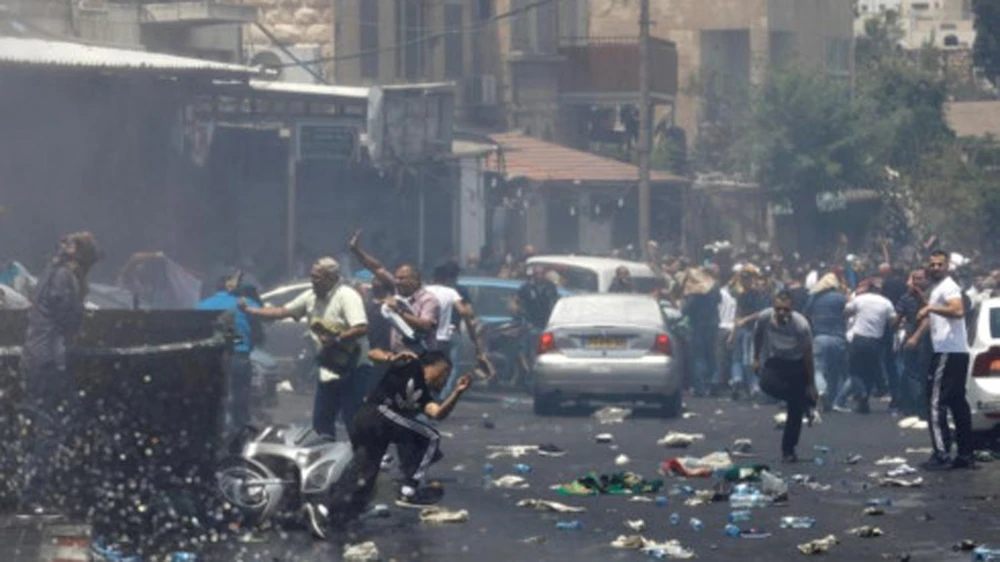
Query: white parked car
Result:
<box><xmin>532</xmin><ymin>293</ymin><xmax>685</xmax><ymax>417</ymax></box>
<box><xmin>969</xmin><ymin>296</ymin><xmax>1000</xmax><ymax>435</ymax></box>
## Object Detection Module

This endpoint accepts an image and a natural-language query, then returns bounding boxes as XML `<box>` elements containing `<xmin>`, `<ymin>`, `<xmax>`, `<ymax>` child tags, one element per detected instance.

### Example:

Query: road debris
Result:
<box><xmin>879</xmin><ymin>476</ymin><xmax>923</xmax><ymax>488</ymax></box>
<box><xmin>897</xmin><ymin>416</ymin><xmax>929</xmax><ymax>430</ymax></box>
<box><xmin>661</xmin><ymin>452</ymin><xmax>734</xmax><ymax>477</ymax></box>
<box><xmin>486</xmin><ymin>445</ymin><xmax>539</xmax><ymax>459</ymax></box>
<box><xmin>798</xmin><ymin>535</ymin><xmax>838</xmax><ymax>555</ymax></box>
<box><xmin>493</xmin><ymin>475</ymin><xmax>530</xmax><ymax>489</ymax></box>
<box><xmin>875</xmin><ymin>456</ymin><xmax>907</xmax><ymax>465</ymax></box>
<box><xmin>848</xmin><ymin>526</ymin><xmax>884</xmax><ymax>538</ymax></box>
<box><xmin>419</xmin><ymin>507</ymin><xmax>469</xmax><ymax>524</ymax></box>
<box><xmin>343</xmin><ymin>541</ymin><xmax>381</xmax><ymax>562</ymax></box>
<box><xmin>515</xmin><ymin>499</ymin><xmax>586</xmax><ymax>513</ymax></box>
<box><xmin>594</xmin><ymin>406</ymin><xmax>632</xmax><ymax>424</ymax></box>
<box><xmin>864</xmin><ymin>507</ymin><xmax>886</xmax><ymax>516</ymax></box>
<box><xmin>554</xmin><ymin>471</ymin><xmax>664</xmax><ymax>496</ymax></box>
<box><xmin>625</xmin><ymin>519</ymin><xmax>646</xmax><ymax>531</ymax></box>
<box><xmin>844</xmin><ymin>454</ymin><xmax>863</xmax><ymax>465</ymax></box>
<box><xmin>885</xmin><ymin>464</ymin><xmax>917</xmax><ymax>477</ymax></box>
<box><xmin>731</xmin><ymin>438</ymin><xmax>753</xmax><ymax>455</ymax></box>
<box><xmin>904</xmin><ymin>447</ymin><xmax>933</xmax><ymax>455</ymax></box>
<box><xmin>610</xmin><ymin>535</ymin><xmax>695</xmax><ymax>559</ymax></box>
<box><xmin>657</xmin><ymin>432</ymin><xmax>706</xmax><ymax>448</ymax></box>
<box><xmin>615</xmin><ymin>454</ymin><xmax>631</xmax><ymax>466</ymax></box>
<box><xmin>682</xmin><ymin>412</ymin><xmax>699</xmax><ymax>419</ymax></box>
<box><xmin>521</xmin><ymin>536</ymin><xmax>547</xmax><ymax>545</ymax></box>
<box><xmin>595</xmin><ymin>433</ymin><xmax>615</xmax><ymax>443</ymax></box>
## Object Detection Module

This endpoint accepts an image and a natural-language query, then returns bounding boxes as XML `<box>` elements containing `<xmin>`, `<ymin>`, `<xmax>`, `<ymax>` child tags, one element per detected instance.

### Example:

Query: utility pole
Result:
<box><xmin>637</xmin><ymin>0</ymin><xmax>652</xmax><ymax>248</ymax></box>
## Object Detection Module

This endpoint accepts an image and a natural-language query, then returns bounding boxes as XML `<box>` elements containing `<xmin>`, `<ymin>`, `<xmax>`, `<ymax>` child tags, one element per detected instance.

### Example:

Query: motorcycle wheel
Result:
<box><xmin>216</xmin><ymin>457</ymin><xmax>284</xmax><ymax>527</ymax></box>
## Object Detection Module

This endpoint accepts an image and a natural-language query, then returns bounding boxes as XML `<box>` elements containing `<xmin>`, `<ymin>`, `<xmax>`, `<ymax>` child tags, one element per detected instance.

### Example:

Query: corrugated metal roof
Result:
<box><xmin>489</xmin><ymin>132</ymin><xmax>685</xmax><ymax>184</ymax></box>
<box><xmin>0</xmin><ymin>36</ymin><xmax>256</xmax><ymax>76</ymax></box>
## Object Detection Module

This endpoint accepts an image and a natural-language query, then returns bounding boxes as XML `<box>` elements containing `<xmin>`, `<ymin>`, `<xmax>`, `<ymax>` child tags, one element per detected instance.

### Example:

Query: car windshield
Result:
<box><xmin>992</xmin><ymin>308</ymin><xmax>1000</xmax><ymax>339</ymax></box>
<box><xmin>532</xmin><ymin>263</ymin><xmax>599</xmax><ymax>292</ymax></box>
<box><xmin>462</xmin><ymin>284</ymin><xmax>518</xmax><ymax>318</ymax></box>
<box><xmin>549</xmin><ymin>296</ymin><xmax>662</xmax><ymax>328</ymax></box>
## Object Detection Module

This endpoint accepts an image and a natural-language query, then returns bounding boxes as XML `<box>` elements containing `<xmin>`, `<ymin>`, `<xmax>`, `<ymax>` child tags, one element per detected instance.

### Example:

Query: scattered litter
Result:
<box><xmin>343</xmin><ymin>541</ymin><xmax>381</xmax><ymax>562</ymax></box>
<box><xmin>732</xmin><ymin>439</ymin><xmax>753</xmax><ymax>454</ymax></box>
<box><xmin>886</xmin><ymin>464</ymin><xmax>917</xmax><ymax>477</ymax></box>
<box><xmin>630</xmin><ymin>496</ymin><xmax>654</xmax><ymax>503</ymax></box>
<box><xmin>594</xmin><ymin>406</ymin><xmax>632</xmax><ymax>424</ymax></box>
<box><xmin>615</xmin><ymin>454</ymin><xmax>631</xmax><ymax>466</ymax></box>
<box><xmin>844</xmin><ymin>454</ymin><xmax>863</xmax><ymax>465</ymax></box>
<box><xmin>276</xmin><ymin>380</ymin><xmax>294</xmax><ymax>393</ymax></box>
<box><xmin>864</xmin><ymin>507</ymin><xmax>885</xmax><ymax>516</ymax></box>
<box><xmin>419</xmin><ymin>507</ymin><xmax>469</xmax><ymax>524</ymax></box>
<box><xmin>684</xmin><ymin>490</ymin><xmax>717</xmax><ymax>507</ymax></box>
<box><xmin>714</xmin><ymin>409</ymin><xmax>725</xmax><ymax>415</ymax></box>
<box><xmin>804</xmin><ymin>481</ymin><xmax>832</xmax><ymax>492</ymax></box>
<box><xmin>538</xmin><ymin>443</ymin><xmax>567</xmax><ymax>457</ymax></box>
<box><xmin>595</xmin><ymin>433</ymin><xmax>615</xmax><ymax>443</ymax></box>
<box><xmin>898</xmin><ymin>416</ymin><xmax>928</xmax><ymax>430</ymax></box>
<box><xmin>879</xmin><ymin>476</ymin><xmax>923</xmax><ymax>488</ymax></box>
<box><xmin>610</xmin><ymin>535</ymin><xmax>695</xmax><ymax>559</ymax></box>
<box><xmin>625</xmin><ymin>519</ymin><xmax>647</xmax><ymax>532</ymax></box>
<box><xmin>718</xmin><ymin>463</ymin><xmax>770</xmax><ymax>482</ymax></box>
<box><xmin>682</xmin><ymin>412</ymin><xmax>699</xmax><ymax>419</ymax></box>
<box><xmin>875</xmin><ymin>456</ymin><xmax>907</xmax><ymax>465</ymax></box>
<box><xmin>554</xmin><ymin>471</ymin><xmax>663</xmax><ymax>496</ymax></box>
<box><xmin>556</xmin><ymin>520</ymin><xmax>583</xmax><ymax>530</ymax></box>
<box><xmin>791</xmin><ymin>474</ymin><xmax>815</xmax><ymax>484</ymax></box>
<box><xmin>661</xmin><ymin>452</ymin><xmax>734</xmax><ymax>477</ymax></box>
<box><xmin>521</xmin><ymin>536</ymin><xmax>547</xmax><ymax>545</ymax></box>
<box><xmin>974</xmin><ymin>450</ymin><xmax>996</xmax><ymax>462</ymax></box>
<box><xmin>729</xmin><ymin>483</ymin><xmax>774</xmax><ymax>508</ymax></box>
<box><xmin>953</xmin><ymin>540</ymin><xmax>978</xmax><ymax>551</ymax></box>
<box><xmin>440</xmin><ymin>431</ymin><xmax>455</xmax><ymax>439</ymax></box>
<box><xmin>867</xmin><ymin>498</ymin><xmax>893</xmax><ymax>507</ymax></box>
<box><xmin>972</xmin><ymin>546</ymin><xmax>1000</xmax><ymax>561</ymax></box>
<box><xmin>798</xmin><ymin>535</ymin><xmax>838</xmax><ymax>555</ymax></box>
<box><xmin>486</xmin><ymin>445</ymin><xmax>539</xmax><ymax>459</ymax></box>
<box><xmin>516</xmin><ymin>499</ymin><xmax>586</xmax><ymax>513</ymax></box>
<box><xmin>904</xmin><ymin>447</ymin><xmax>932</xmax><ymax>455</ymax></box>
<box><xmin>760</xmin><ymin>470</ymin><xmax>790</xmax><ymax>499</ymax></box>
<box><xmin>848</xmin><ymin>526</ymin><xmax>884</xmax><ymax>538</ymax></box>
<box><xmin>781</xmin><ymin>516</ymin><xmax>817</xmax><ymax>529</ymax></box>
<box><xmin>493</xmin><ymin>475</ymin><xmax>530</xmax><ymax>489</ymax></box>
<box><xmin>452</xmin><ymin>464</ymin><xmax>466</xmax><ymax>472</ymax></box>
<box><xmin>657</xmin><ymin>432</ymin><xmax>706</xmax><ymax>448</ymax></box>
<box><xmin>514</xmin><ymin>463</ymin><xmax>532</xmax><ymax>474</ymax></box>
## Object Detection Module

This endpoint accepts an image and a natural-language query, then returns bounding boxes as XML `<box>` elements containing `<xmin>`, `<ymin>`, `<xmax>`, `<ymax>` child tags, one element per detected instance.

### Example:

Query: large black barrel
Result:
<box><xmin>0</xmin><ymin>309</ymin><xmax>229</xmax><ymax>549</ymax></box>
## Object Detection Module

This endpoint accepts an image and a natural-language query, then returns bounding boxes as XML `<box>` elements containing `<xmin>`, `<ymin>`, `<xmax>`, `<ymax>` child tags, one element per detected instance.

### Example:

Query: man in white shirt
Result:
<box><xmin>244</xmin><ymin>257</ymin><xmax>370</xmax><ymax>441</ymax></box>
<box><xmin>841</xmin><ymin>282</ymin><xmax>897</xmax><ymax>414</ymax></box>
<box><xmin>424</xmin><ymin>262</ymin><xmax>486</xmax><ymax>397</ymax></box>
<box><xmin>716</xmin><ymin>282</ymin><xmax>737</xmax><ymax>397</ymax></box>
<box><xmin>916</xmin><ymin>250</ymin><xmax>975</xmax><ymax>471</ymax></box>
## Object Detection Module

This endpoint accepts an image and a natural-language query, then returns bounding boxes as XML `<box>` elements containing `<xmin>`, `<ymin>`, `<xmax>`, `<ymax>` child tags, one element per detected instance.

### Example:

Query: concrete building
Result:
<box><xmin>855</xmin><ymin>0</ymin><xmax>975</xmax><ymax>51</ymax></box>
<box><xmin>587</xmin><ymin>0</ymin><xmax>855</xmax><ymax>144</ymax></box>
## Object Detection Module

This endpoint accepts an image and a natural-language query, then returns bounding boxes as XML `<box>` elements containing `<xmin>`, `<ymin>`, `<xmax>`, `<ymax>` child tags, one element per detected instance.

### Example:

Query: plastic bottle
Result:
<box><xmin>170</xmin><ymin>554</ymin><xmax>198</xmax><ymax>562</ymax></box>
<box><xmin>482</xmin><ymin>463</ymin><xmax>495</xmax><ymax>490</ymax></box>
<box><xmin>779</xmin><ymin>516</ymin><xmax>817</xmax><ymax>529</ymax></box>
<box><xmin>814</xmin><ymin>445</ymin><xmax>831</xmax><ymax>453</ymax></box>
<box><xmin>724</xmin><ymin>523</ymin><xmax>742</xmax><ymax>537</ymax></box>
<box><xmin>669</xmin><ymin>512</ymin><xmax>680</xmax><ymax>526</ymax></box>
<box><xmin>648</xmin><ymin>550</ymin><xmax>669</xmax><ymax>560</ymax></box>
<box><xmin>513</xmin><ymin>463</ymin><xmax>532</xmax><ymax>474</ymax></box>
<box><xmin>556</xmin><ymin>520</ymin><xmax>583</xmax><ymax>530</ymax></box>
<box><xmin>655</xmin><ymin>495</ymin><xmax>668</xmax><ymax>507</ymax></box>
<box><xmin>813</xmin><ymin>456</ymin><xmax>827</xmax><ymax>466</ymax></box>
<box><xmin>689</xmin><ymin>517</ymin><xmax>704</xmax><ymax>532</ymax></box>
<box><xmin>866</xmin><ymin>498</ymin><xmax>893</xmax><ymax>507</ymax></box>
<box><xmin>973</xmin><ymin>546</ymin><xmax>1000</xmax><ymax>562</ymax></box>
<box><xmin>728</xmin><ymin>510</ymin><xmax>752</xmax><ymax>523</ymax></box>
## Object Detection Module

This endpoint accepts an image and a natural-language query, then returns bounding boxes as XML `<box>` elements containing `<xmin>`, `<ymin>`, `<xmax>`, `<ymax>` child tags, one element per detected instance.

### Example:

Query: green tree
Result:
<box><xmin>908</xmin><ymin>144</ymin><xmax>989</xmax><ymax>250</ymax></box>
<box><xmin>973</xmin><ymin>0</ymin><xmax>1000</xmax><ymax>85</ymax></box>
<box><xmin>732</xmin><ymin>65</ymin><xmax>871</xmax><ymax>254</ymax></box>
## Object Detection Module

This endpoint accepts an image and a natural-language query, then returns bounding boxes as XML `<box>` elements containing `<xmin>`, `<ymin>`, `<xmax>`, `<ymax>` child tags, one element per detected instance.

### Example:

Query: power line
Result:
<box><xmin>276</xmin><ymin>0</ymin><xmax>562</xmax><ymax>68</ymax></box>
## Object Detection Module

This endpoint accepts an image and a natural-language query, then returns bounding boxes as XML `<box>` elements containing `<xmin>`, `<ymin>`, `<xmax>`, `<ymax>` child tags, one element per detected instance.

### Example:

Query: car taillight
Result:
<box><xmin>652</xmin><ymin>333</ymin><xmax>672</xmax><ymax>355</ymax></box>
<box><xmin>538</xmin><ymin>332</ymin><xmax>556</xmax><ymax>354</ymax></box>
<box><xmin>972</xmin><ymin>347</ymin><xmax>1000</xmax><ymax>377</ymax></box>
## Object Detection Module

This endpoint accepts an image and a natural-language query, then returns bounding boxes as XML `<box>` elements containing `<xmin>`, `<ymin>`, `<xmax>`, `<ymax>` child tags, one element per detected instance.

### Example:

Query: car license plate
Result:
<box><xmin>586</xmin><ymin>337</ymin><xmax>626</xmax><ymax>350</ymax></box>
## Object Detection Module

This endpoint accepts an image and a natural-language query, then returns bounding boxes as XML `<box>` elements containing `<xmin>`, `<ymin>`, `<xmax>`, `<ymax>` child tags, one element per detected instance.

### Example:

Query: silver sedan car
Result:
<box><xmin>532</xmin><ymin>293</ymin><xmax>684</xmax><ymax>417</ymax></box>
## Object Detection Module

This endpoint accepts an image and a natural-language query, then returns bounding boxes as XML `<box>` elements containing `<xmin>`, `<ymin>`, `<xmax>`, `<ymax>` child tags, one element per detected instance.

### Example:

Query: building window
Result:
<box><xmin>943</xmin><ymin>34</ymin><xmax>959</xmax><ymax>46</ymax></box>
<box><xmin>395</xmin><ymin>0</ymin><xmax>425</xmax><ymax>80</ymax></box>
<box><xmin>444</xmin><ymin>4</ymin><xmax>464</xmax><ymax>78</ymax></box>
<box><xmin>911</xmin><ymin>2</ymin><xmax>929</xmax><ymax>10</ymax></box>
<box><xmin>360</xmin><ymin>0</ymin><xmax>379</xmax><ymax>79</ymax></box>
<box><xmin>510</xmin><ymin>0</ymin><xmax>558</xmax><ymax>53</ymax></box>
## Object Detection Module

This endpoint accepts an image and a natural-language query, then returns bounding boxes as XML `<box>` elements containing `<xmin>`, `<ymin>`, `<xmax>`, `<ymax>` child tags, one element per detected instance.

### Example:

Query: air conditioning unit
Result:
<box><xmin>465</xmin><ymin>74</ymin><xmax>498</xmax><ymax>106</ymax></box>
<box><xmin>246</xmin><ymin>44</ymin><xmax>326</xmax><ymax>84</ymax></box>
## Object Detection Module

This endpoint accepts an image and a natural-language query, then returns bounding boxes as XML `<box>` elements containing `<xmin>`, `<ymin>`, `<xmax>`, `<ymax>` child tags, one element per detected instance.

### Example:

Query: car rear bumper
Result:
<box><xmin>969</xmin><ymin>377</ymin><xmax>1000</xmax><ymax>432</ymax></box>
<box><xmin>533</xmin><ymin>354</ymin><xmax>681</xmax><ymax>399</ymax></box>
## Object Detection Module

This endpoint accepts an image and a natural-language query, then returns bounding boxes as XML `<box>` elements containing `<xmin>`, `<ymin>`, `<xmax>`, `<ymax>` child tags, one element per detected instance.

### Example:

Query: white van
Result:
<box><xmin>526</xmin><ymin>255</ymin><xmax>664</xmax><ymax>294</ymax></box>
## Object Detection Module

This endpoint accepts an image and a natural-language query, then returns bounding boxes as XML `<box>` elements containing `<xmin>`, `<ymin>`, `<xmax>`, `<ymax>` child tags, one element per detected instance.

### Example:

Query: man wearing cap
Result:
<box><xmin>198</xmin><ymin>271</ymin><xmax>263</xmax><ymax>434</ymax></box>
<box><xmin>244</xmin><ymin>257</ymin><xmax>370</xmax><ymax>440</ymax></box>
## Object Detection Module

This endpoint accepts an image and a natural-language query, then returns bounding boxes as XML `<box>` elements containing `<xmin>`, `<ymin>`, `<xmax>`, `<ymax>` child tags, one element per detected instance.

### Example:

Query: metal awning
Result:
<box><xmin>0</xmin><ymin>36</ymin><xmax>259</xmax><ymax>78</ymax></box>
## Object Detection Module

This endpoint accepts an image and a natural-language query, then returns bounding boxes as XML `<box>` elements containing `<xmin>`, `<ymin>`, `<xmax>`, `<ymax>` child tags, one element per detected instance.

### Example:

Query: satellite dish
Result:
<box><xmin>250</xmin><ymin>51</ymin><xmax>284</xmax><ymax>81</ymax></box>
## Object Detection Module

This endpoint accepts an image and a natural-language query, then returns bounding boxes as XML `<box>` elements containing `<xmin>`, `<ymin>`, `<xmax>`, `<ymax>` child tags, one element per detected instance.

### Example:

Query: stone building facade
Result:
<box><xmin>241</xmin><ymin>0</ymin><xmax>336</xmax><ymax>78</ymax></box>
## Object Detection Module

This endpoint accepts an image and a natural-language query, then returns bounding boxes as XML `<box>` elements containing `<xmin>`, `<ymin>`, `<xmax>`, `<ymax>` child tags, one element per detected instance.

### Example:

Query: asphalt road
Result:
<box><xmin>203</xmin><ymin>389</ymin><xmax>1000</xmax><ymax>562</ymax></box>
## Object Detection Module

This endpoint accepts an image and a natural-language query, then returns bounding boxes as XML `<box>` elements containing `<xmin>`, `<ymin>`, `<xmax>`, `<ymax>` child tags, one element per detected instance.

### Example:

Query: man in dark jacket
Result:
<box><xmin>20</xmin><ymin>232</ymin><xmax>102</xmax><ymax>517</ymax></box>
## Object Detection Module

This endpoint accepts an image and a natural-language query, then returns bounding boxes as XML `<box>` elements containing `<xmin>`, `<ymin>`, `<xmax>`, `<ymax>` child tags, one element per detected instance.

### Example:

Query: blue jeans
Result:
<box><xmin>225</xmin><ymin>353</ymin><xmax>253</xmax><ymax>434</ymax></box>
<box><xmin>731</xmin><ymin>326</ymin><xmax>754</xmax><ymax>387</ymax></box>
<box><xmin>812</xmin><ymin>335</ymin><xmax>847</xmax><ymax>406</ymax></box>
<box><xmin>313</xmin><ymin>363</ymin><xmax>372</xmax><ymax>440</ymax></box>
<box><xmin>439</xmin><ymin>340</ymin><xmax>462</xmax><ymax>399</ymax></box>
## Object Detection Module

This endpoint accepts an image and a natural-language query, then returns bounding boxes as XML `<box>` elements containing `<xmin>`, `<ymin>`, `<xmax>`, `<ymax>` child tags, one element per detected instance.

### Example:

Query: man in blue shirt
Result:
<box><xmin>197</xmin><ymin>271</ymin><xmax>262</xmax><ymax>433</ymax></box>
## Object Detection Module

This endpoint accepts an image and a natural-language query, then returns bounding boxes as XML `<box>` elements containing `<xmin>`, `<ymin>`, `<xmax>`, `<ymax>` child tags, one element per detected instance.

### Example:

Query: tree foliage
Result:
<box><xmin>973</xmin><ymin>0</ymin><xmax>1000</xmax><ymax>85</ymax></box>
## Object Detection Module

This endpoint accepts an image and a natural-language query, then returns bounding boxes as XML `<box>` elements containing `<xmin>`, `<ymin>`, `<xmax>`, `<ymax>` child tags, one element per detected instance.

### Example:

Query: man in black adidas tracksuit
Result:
<box><xmin>917</xmin><ymin>250</ymin><xmax>975</xmax><ymax>471</ymax></box>
<box><xmin>305</xmin><ymin>348</ymin><xmax>471</xmax><ymax>537</ymax></box>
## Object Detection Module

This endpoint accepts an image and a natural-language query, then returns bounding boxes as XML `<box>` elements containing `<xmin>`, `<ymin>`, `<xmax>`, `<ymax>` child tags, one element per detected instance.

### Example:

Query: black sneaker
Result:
<box><xmin>303</xmin><ymin>502</ymin><xmax>328</xmax><ymax>540</ymax></box>
<box><xmin>950</xmin><ymin>456</ymin><xmax>977</xmax><ymax>470</ymax></box>
<box><xmin>538</xmin><ymin>443</ymin><xmax>566</xmax><ymax>457</ymax></box>
<box><xmin>782</xmin><ymin>452</ymin><xmax>798</xmax><ymax>464</ymax></box>
<box><xmin>920</xmin><ymin>455</ymin><xmax>952</xmax><ymax>472</ymax></box>
<box><xmin>395</xmin><ymin>487</ymin><xmax>443</xmax><ymax>509</ymax></box>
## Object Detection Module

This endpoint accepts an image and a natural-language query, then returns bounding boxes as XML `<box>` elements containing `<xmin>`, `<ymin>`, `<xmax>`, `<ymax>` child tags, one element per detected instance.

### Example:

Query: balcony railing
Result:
<box><xmin>558</xmin><ymin>36</ymin><xmax>678</xmax><ymax>101</ymax></box>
